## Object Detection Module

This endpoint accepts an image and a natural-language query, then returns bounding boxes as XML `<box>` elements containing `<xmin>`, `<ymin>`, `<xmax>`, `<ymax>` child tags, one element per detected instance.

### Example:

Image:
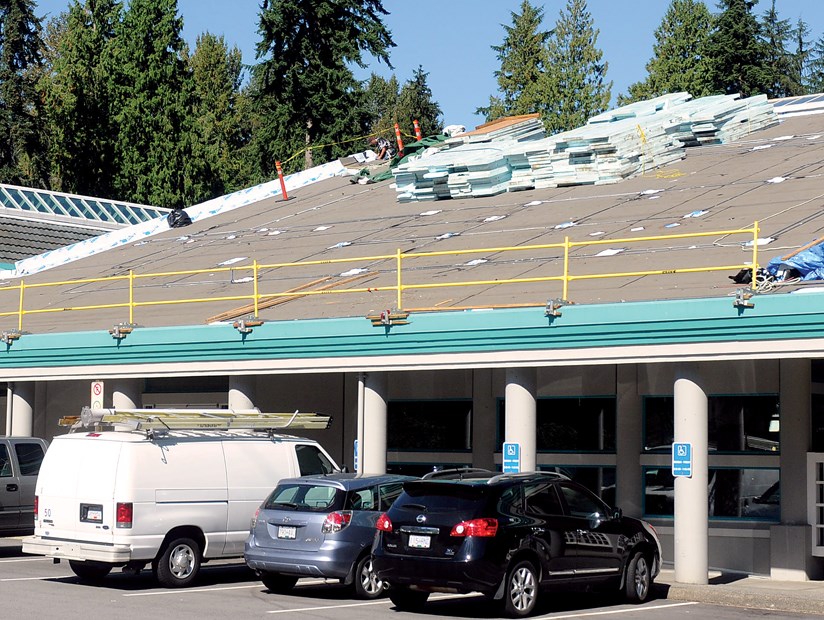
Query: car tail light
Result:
<box><xmin>450</xmin><ymin>517</ymin><xmax>498</xmax><ymax>537</ymax></box>
<box><xmin>34</xmin><ymin>495</ymin><xmax>38</xmax><ymax>522</ymax></box>
<box><xmin>250</xmin><ymin>506</ymin><xmax>261</xmax><ymax>529</ymax></box>
<box><xmin>376</xmin><ymin>512</ymin><xmax>393</xmax><ymax>532</ymax></box>
<box><xmin>116</xmin><ymin>502</ymin><xmax>133</xmax><ymax>529</ymax></box>
<box><xmin>322</xmin><ymin>510</ymin><xmax>353</xmax><ymax>533</ymax></box>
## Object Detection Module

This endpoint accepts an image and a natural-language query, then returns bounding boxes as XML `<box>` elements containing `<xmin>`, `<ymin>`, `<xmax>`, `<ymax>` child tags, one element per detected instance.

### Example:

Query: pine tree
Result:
<box><xmin>706</xmin><ymin>0</ymin><xmax>771</xmax><ymax>97</ymax></box>
<box><xmin>808</xmin><ymin>35</ymin><xmax>824</xmax><ymax>94</ymax></box>
<box><xmin>0</xmin><ymin>0</ymin><xmax>48</xmax><ymax>186</ymax></box>
<box><xmin>362</xmin><ymin>72</ymin><xmax>400</xmax><ymax>139</ymax></box>
<box><xmin>107</xmin><ymin>0</ymin><xmax>190</xmax><ymax>207</ymax></box>
<box><xmin>478</xmin><ymin>0</ymin><xmax>550</xmax><ymax>123</ymax></box>
<box><xmin>183</xmin><ymin>32</ymin><xmax>249</xmax><ymax>203</ymax></box>
<box><xmin>42</xmin><ymin>0</ymin><xmax>122</xmax><ymax>197</ymax></box>
<box><xmin>542</xmin><ymin>0</ymin><xmax>611</xmax><ymax>134</ymax></box>
<box><xmin>620</xmin><ymin>0</ymin><xmax>714</xmax><ymax>104</ymax></box>
<box><xmin>396</xmin><ymin>66</ymin><xmax>442</xmax><ymax>138</ymax></box>
<box><xmin>249</xmin><ymin>0</ymin><xmax>394</xmax><ymax>175</ymax></box>
<box><xmin>760</xmin><ymin>0</ymin><xmax>800</xmax><ymax>98</ymax></box>
<box><xmin>792</xmin><ymin>18</ymin><xmax>813</xmax><ymax>95</ymax></box>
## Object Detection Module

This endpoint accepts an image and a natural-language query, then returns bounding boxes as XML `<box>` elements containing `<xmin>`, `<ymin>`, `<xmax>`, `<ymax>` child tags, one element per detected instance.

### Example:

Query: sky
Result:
<box><xmin>32</xmin><ymin>0</ymin><xmax>824</xmax><ymax>130</ymax></box>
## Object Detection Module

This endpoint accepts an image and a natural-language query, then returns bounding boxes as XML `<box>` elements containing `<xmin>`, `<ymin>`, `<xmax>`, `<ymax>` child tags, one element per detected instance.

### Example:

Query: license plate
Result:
<box><xmin>87</xmin><ymin>509</ymin><xmax>102</xmax><ymax>522</ymax></box>
<box><xmin>408</xmin><ymin>534</ymin><xmax>430</xmax><ymax>549</ymax></box>
<box><xmin>277</xmin><ymin>526</ymin><xmax>296</xmax><ymax>539</ymax></box>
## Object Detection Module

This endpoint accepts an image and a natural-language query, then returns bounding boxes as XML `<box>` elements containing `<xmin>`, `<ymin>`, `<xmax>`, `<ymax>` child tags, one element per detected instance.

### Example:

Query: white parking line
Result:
<box><xmin>123</xmin><ymin>584</ymin><xmax>263</xmax><ymax>597</ymax></box>
<box><xmin>0</xmin><ymin>557</ymin><xmax>51</xmax><ymax>563</ymax></box>
<box><xmin>534</xmin><ymin>601</ymin><xmax>700</xmax><ymax>619</ymax></box>
<box><xmin>1</xmin><ymin>575</ymin><xmax>75</xmax><ymax>581</ymax></box>
<box><xmin>266</xmin><ymin>593</ymin><xmax>476</xmax><ymax>614</ymax></box>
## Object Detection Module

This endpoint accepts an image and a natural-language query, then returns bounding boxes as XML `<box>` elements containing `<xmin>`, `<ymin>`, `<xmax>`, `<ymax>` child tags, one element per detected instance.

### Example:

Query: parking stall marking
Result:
<box><xmin>534</xmin><ymin>601</ymin><xmax>699</xmax><ymax>619</ymax></box>
<box><xmin>122</xmin><ymin>577</ymin><xmax>331</xmax><ymax>597</ymax></box>
<box><xmin>266</xmin><ymin>592</ymin><xmax>479</xmax><ymax>614</ymax></box>
<box><xmin>0</xmin><ymin>557</ymin><xmax>53</xmax><ymax>563</ymax></box>
<box><xmin>2</xmin><ymin>575</ymin><xmax>75</xmax><ymax>581</ymax></box>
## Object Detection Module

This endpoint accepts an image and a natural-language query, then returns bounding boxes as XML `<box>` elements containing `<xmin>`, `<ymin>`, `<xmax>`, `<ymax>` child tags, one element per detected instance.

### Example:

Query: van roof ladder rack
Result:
<box><xmin>59</xmin><ymin>407</ymin><xmax>332</xmax><ymax>433</ymax></box>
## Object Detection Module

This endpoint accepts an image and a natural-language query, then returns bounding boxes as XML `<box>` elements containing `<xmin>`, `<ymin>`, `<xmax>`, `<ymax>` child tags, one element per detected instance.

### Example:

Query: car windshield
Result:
<box><xmin>264</xmin><ymin>483</ymin><xmax>345</xmax><ymax>512</ymax></box>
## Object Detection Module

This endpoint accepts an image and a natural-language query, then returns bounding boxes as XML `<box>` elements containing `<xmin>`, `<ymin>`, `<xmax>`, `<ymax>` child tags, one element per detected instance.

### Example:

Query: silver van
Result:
<box><xmin>0</xmin><ymin>437</ymin><xmax>48</xmax><ymax>533</ymax></box>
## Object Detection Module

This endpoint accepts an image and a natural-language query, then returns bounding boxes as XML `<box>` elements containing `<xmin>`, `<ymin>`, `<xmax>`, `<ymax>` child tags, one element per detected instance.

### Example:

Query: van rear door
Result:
<box><xmin>36</xmin><ymin>436</ymin><xmax>121</xmax><ymax>543</ymax></box>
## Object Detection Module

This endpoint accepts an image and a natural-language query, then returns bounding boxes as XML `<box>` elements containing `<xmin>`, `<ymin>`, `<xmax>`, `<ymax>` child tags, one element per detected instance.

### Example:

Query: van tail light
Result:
<box><xmin>376</xmin><ymin>512</ymin><xmax>393</xmax><ymax>532</ymax></box>
<box><xmin>116</xmin><ymin>502</ymin><xmax>133</xmax><ymax>529</ymax></box>
<box><xmin>450</xmin><ymin>517</ymin><xmax>498</xmax><ymax>537</ymax></box>
<box><xmin>322</xmin><ymin>510</ymin><xmax>352</xmax><ymax>533</ymax></box>
<box><xmin>34</xmin><ymin>495</ymin><xmax>38</xmax><ymax>522</ymax></box>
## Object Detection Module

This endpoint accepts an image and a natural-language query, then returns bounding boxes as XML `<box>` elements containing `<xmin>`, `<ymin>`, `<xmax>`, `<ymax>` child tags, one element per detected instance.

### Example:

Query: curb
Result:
<box><xmin>662</xmin><ymin>581</ymin><xmax>824</xmax><ymax>615</ymax></box>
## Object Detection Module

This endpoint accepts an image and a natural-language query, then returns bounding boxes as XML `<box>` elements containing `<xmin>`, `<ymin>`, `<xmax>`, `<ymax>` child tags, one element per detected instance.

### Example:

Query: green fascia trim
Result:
<box><xmin>0</xmin><ymin>262</ymin><xmax>15</xmax><ymax>270</ymax></box>
<box><xmin>1</xmin><ymin>291</ymin><xmax>823</xmax><ymax>369</ymax></box>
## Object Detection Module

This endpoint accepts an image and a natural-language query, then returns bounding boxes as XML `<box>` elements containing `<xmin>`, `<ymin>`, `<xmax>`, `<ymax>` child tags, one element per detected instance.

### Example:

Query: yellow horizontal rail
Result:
<box><xmin>0</xmin><ymin>222</ymin><xmax>759</xmax><ymax>333</ymax></box>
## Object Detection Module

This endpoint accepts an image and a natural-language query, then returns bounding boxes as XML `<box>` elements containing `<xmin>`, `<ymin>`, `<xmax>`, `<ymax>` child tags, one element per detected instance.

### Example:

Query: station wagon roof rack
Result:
<box><xmin>59</xmin><ymin>406</ymin><xmax>332</xmax><ymax>435</ymax></box>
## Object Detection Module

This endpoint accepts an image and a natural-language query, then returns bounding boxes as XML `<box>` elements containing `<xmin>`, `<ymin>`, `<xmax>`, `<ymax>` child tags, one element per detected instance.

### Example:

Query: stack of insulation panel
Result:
<box><xmin>391</xmin><ymin>93</ymin><xmax>778</xmax><ymax>201</ymax></box>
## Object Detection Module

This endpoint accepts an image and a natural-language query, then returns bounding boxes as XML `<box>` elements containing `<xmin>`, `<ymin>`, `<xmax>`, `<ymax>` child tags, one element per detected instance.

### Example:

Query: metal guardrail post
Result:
<box><xmin>253</xmin><ymin>260</ymin><xmax>260</xmax><ymax>316</ymax></box>
<box><xmin>128</xmin><ymin>270</ymin><xmax>135</xmax><ymax>324</ymax></box>
<box><xmin>751</xmin><ymin>221</ymin><xmax>759</xmax><ymax>291</ymax></box>
<box><xmin>562</xmin><ymin>237</ymin><xmax>570</xmax><ymax>301</ymax></box>
<box><xmin>396</xmin><ymin>248</ymin><xmax>403</xmax><ymax>310</ymax></box>
<box><xmin>17</xmin><ymin>280</ymin><xmax>24</xmax><ymax>331</ymax></box>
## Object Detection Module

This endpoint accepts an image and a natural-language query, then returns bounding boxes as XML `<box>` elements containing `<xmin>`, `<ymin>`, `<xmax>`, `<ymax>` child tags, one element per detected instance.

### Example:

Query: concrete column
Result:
<box><xmin>505</xmin><ymin>367</ymin><xmax>537</xmax><ymax>472</ymax></box>
<box><xmin>771</xmin><ymin>359</ymin><xmax>820</xmax><ymax>580</ymax></box>
<box><xmin>9</xmin><ymin>381</ymin><xmax>35</xmax><ymax>437</ymax></box>
<box><xmin>616</xmin><ymin>364</ymin><xmax>643</xmax><ymax>516</ymax></box>
<box><xmin>228</xmin><ymin>375</ymin><xmax>256</xmax><ymax>410</ymax></box>
<box><xmin>472</xmin><ymin>369</ymin><xmax>497</xmax><ymax>471</ymax></box>
<box><xmin>362</xmin><ymin>372</ymin><xmax>387</xmax><ymax>475</ymax></box>
<box><xmin>673</xmin><ymin>367</ymin><xmax>708</xmax><ymax>585</ymax></box>
<box><xmin>112</xmin><ymin>378</ymin><xmax>142</xmax><ymax>409</ymax></box>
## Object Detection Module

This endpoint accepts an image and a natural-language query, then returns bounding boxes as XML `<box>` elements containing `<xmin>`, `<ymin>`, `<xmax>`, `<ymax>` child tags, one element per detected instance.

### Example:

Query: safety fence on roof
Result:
<box><xmin>0</xmin><ymin>223</ymin><xmax>760</xmax><ymax>336</ymax></box>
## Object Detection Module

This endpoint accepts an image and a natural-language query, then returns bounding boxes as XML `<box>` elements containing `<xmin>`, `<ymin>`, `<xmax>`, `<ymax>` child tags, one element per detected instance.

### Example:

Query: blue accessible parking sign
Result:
<box><xmin>672</xmin><ymin>442</ymin><xmax>692</xmax><ymax>478</ymax></box>
<box><xmin>502</xmin><ymin>442</ymin><xmax>520</xmax><ymax>473</ymax></box>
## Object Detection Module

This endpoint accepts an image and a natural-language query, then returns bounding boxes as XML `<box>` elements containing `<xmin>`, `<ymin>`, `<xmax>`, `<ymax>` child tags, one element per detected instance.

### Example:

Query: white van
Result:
<box><xmin>22</xmin><ymin>408</ymin><xmax>339</xmax><ymax>587</ymax></box>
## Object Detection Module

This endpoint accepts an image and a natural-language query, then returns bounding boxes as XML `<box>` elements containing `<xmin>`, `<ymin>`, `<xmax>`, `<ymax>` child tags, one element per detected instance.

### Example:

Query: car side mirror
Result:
<box><xmin>339</xmin><ymin>465</ymin><xmax>350</xmax><ymax>473</ymax></box>
<box><xmin>612</xmin><ymin>507</ymin><xmax>623</xmax><ymax>520</ymax></box>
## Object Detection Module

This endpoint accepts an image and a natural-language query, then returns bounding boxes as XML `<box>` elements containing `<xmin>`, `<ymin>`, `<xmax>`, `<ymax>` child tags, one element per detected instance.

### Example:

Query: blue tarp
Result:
<box><xmin>765</xmin><ymin>241</ymin><xmax>824</xmax><ymax>280</ymax></box>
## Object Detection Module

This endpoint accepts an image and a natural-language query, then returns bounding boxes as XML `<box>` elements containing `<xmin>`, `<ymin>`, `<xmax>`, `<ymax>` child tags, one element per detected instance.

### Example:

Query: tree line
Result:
<box><xmin>1</xmin><ymin>0</ymin><xmax>822</xmax><ymax>209</ymax></box>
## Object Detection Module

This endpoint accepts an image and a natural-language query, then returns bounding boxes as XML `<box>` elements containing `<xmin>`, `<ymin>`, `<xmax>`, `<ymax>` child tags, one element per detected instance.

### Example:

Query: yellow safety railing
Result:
<box><xmin>0</xmin><ymin>222</ymin><xmax>760</xmax><ymax>332</ymax></box>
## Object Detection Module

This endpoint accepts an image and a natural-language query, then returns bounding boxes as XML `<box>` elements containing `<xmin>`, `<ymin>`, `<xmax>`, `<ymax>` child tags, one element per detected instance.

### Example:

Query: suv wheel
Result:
<box><xmin>261</xmin><ymin>572</ymin><xmax>298</xmax><ymax>593</ymax></box>
<box><xmin>154</xmin><ymin>537</ymin><xmax>201</xmax><ymax>587</ymax></box>
<box><xmin>388</xmin><ymin>586</ymin><xmax>429</xmax><ymax>610</ymax></box>
<box><xmin>503</xmin><ymin>559</ymin><xmax>539</xmax><ymax>617</ymax></box>
<box><xmin>624</xmin><ymin>551</ymin><xmax>651</xmax><ymax>603</ymax></box>
<box><xmin>352</xmin><ymin>555</ymin><xmax>384</xmax><ymax>599</ymax></box>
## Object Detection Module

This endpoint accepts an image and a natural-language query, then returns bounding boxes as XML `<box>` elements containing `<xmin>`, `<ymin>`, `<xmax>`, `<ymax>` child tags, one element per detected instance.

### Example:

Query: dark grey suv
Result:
<box><xmin>372</xmin><ymin>471</ymin><xmax>662</xmax><ymax>617</ymax></box>
<box><xmin>244</xmin><ymin>473</ymin><xmax>412</xmax><ymax>598</ymax></box>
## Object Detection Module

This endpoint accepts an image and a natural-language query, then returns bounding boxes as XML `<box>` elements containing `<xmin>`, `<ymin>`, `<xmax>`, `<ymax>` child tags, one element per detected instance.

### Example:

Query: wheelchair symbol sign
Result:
<box><xmin>502</xmin><ymin>442</ymin><xmax>520</xmax><ymax>473</ymax></box>
<box><xmin>672</xmin><ymin>442</ymin><xmax>692</xmax><ymax>477</ymax></box>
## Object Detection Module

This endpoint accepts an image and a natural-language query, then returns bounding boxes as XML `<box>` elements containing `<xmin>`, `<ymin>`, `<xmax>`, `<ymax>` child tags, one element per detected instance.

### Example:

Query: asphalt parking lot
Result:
<box><xmin>1</xmin><ymin>536</ymin><xmax>815</xmax><ymax>620</ymax></box>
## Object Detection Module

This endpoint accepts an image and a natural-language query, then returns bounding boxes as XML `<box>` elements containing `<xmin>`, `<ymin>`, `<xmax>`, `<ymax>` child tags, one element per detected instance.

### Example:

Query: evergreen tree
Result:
<box><xmin>808</xmin><ymin>35</ymin><xmax>824</xmax><ymax>94</ymax></box>
<box><xmin>42</xmin><ymin>0</ymin><xmax>122</xmax><ymax>197</ymax></box>
<box><xmin>108</xmin><ymin>0</ymin><xmax>189</xmax><ymax>207</ymax></box>
<box><xmin>396</xmin><ymin>66</ymin><xmax>442</xmax><ymax>138</ymax></box>
<box><xmin>0</xmin><ymin>0</ymin><xmax>48</xmax><ymax>186</ymax></box>
<box><xmin>249</xmin><ymin>0</ymin><xmax>394</xmax><ymax>176</ymax></box>
<box><xmin>478</xmin><ymin>0</ymin><xmax>550</xmax><ymax>123</ymax></box>
<box><xmin>620</xmin><ymin>0</ymin><xmax>714</xmax><ymax>104</ymax></box>
<box><xmin>706</xmin><ymin>0</ymin><xmax>770</xmax><ymax>97</ymax></box>
<box><xmin>792</xmin><ymin>18</ymin><xmax>813</xmax><ymax>95</ymax></box>
<box><xmin>760</xmin><ymin>0</ymin><xmax>800</xmax><ymax>97</ymax></box>
<box><xmin>362</xmin><ymin>72</ymin><xmax>400</xmax><ymax>139</ymax></box>
<box><xmin>542</xmin><ymin>0</ymin><xmax>611</xmax><ymax>134</ymax></box>
<box><xmin>184</xmin><ymin>32</ymin><xmax>249</xmax><ymax>203</ymax></box>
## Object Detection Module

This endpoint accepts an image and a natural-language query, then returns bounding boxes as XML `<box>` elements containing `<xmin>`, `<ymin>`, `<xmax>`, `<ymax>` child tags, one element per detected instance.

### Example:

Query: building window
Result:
<box><xmin>498</xmin><ymin>397</ymin><xmax>616</xmax><ymax>452</ymax></box>
<box><xmin>644</xmin><ymin>395</ymin><xmax>780</xmax><ymax>453</ymax></box>
<box><xmin>387</xmin><ymin>400</ymin><xmax>472</xmax><ymax>451</ymax></box>
<box><xmin>643</xmin><ymin>466</ymin><xmax>779</xmax><ymax>521</ymax></box>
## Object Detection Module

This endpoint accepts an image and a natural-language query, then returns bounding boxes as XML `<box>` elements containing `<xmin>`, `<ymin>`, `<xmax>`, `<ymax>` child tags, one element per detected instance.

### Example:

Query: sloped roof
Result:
<box><xmin>2</xmin><ymin>111</ymin><xmax>823</xmax><ymax>336</ymax></box>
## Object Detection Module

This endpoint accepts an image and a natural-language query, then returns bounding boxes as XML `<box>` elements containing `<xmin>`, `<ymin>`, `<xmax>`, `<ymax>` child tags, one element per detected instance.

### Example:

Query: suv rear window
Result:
<box><xmin>264</xmin><ymin>483</ymin><xmax>345</xmax><ymax>512</ymax></box>
<box><xmin>397</xmin><ymin>482</ymin><xmax>489</xmax><ymax>514</ymax></box>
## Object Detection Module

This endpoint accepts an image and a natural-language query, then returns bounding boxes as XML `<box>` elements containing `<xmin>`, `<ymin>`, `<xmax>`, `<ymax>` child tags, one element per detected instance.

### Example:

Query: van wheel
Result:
<box><xmin>352</xmin><ymin>554</ymin><xmax>384</xmax><ymax>599</ymax></box>
<box><xmin>260</xmin><ymin>572</ymin><xmax>298</xmax><ymax>593</ymax></box>
<box><xmin>388</xmin><ymin>586</ymin><xmax>429</xmax><ymax>611</ymax></box>
<box><xmin>624</xmin><ymin>551</ymin><xmax>651</xmax><ymax>603</ymax></box>
<box><xmin>502</xmin><ymin>559</ymin><xmax>539</xmax><ymax>617</ymax></box>
<box><xmin>69</xmin><ymin>560</ymin><xmax>112</xmax><ymax>581</ymax></box>
<box><xmin>154</xmin><ymin>537</ymin><xmax>201</xmax><ymax>588</ymax></box>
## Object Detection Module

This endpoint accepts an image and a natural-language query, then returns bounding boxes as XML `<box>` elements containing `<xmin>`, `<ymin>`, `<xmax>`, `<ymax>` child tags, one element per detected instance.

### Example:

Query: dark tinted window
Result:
<box><xmin>388</xmin><ymin>400</ymin><xmax>472</xmax><ymax>450</ymax></box>
<box><xmin>559</xmin><ymin>484</ymin><xmax>607</xmax><ymax>518</ymax></box>
<box><xmin>295</xmin><ymin>444</ymin><xmax>336</xmax><ymax>475</ymax></box>
<box><xmin>0</xmin><ymin>444</ymin><xmax>10</xmax><ymax>477</ymax></box>
<box><xmin>14</xmin><ymin>443</ymin><xmax>45</xmax><ymax>476</ymax></box>
<box><xmin>397</xmin><ymin>483</ymin><xmax>486</xmax><ymax>514</ymax></box>
<box><xmin>347</xmin><ymin>487</ymin><xmax>376</xmax><ymax>511</ymax></box>
<box><xmin>265</xmin><ymin>483</ymin><xmax>345</xmax><ymax>512</ymax></box>
<box><xmin>378</xmin><ymin>482</ymin><xmax>405</xmax><ymax>511</ymax></box>
<box><xmin>524</xmin><ymin>483</ymin><xmax>563</xmax><ymax>517</ymax></box>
